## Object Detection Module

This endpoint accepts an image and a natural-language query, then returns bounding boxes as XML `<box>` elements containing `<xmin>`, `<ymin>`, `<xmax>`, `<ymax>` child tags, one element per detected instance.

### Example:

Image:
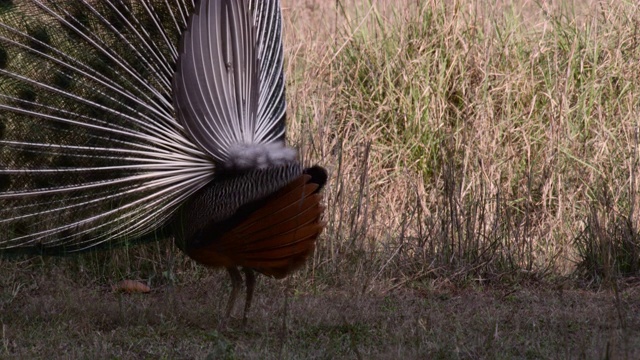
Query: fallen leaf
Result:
<box><xmin>112</xmin><ymin>280</ymin><xmax>151</xmax><ymax>294</ymax></box>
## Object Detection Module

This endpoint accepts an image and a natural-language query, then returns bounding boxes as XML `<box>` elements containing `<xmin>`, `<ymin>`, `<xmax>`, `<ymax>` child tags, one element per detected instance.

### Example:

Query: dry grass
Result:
<box><xmin>2</xmin><ymin>0</ymin><xmax>640</xmax><ymax>358</ymax></box>
<box><xmin>286</xmin><ymin>0</ymin><xmax>640</xmax><ymax>285</ymax></box>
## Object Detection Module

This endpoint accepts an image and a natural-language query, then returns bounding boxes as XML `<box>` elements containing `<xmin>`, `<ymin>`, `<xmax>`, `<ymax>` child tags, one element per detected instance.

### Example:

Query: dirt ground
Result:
<box><xmin>1</xmin><ymin>266</ymin><xmax>638</xmax><ymax>359</ymax></box>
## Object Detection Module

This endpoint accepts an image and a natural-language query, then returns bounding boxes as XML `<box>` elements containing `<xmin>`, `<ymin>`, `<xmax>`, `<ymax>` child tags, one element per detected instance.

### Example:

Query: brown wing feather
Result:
<box><xmin>185</xmin><ymin>172</ymin><xmax>325</xmax><ymax>278</ymax></box>
<box><xmin>236</xmin><ymin>221</ymin><xmax>324</xmax><ymax>256</ymax></box>
<box><xmin>221</xmin><ymin>194</ymin><xmax>323</xmax><ymax>248</ymax></box>
<box><xmin>236</xmin><ymin>175</ymin><xmax>317</xmax><ymax>222</ymax></box>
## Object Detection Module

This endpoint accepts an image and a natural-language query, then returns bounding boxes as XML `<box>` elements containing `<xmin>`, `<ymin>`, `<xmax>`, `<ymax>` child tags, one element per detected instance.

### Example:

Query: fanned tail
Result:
<box><xmin>0</xmin><ymin>1</ymin><xmax>212</xmax><ymax>253</ymax></box>
<box><xmin>173</xmin><ymin>0</ymin><xmax>292</xmax><ymax>170</ymax></box>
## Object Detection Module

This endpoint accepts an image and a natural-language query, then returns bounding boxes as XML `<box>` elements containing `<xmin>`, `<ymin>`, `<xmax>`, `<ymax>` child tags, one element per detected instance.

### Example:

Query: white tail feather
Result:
<box><xmin>225</xmin><ymin>142</ymin><xmax>298</xmax><ymax>171</ymax></box>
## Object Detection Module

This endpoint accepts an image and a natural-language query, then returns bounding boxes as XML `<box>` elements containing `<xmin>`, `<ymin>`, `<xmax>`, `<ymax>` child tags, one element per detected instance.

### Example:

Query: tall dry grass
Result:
<box><xmin>285</xmin><ymin>0</ymin><xmax>640</xmax><ymax>289</ymax></box>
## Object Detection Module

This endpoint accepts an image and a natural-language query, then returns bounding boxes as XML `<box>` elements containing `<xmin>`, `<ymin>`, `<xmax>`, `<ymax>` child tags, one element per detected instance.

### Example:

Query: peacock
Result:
<box><xmin>0</xmin><ymin>0</ymin><xmax>327</xmax><ymax>322</ymax></box>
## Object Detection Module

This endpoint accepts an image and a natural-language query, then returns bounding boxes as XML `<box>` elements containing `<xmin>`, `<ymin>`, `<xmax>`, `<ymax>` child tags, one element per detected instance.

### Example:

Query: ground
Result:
<box><xmin>2</xmin><ymin>265</ymin><xmax>638</xmax><ymax>359</ymax></box>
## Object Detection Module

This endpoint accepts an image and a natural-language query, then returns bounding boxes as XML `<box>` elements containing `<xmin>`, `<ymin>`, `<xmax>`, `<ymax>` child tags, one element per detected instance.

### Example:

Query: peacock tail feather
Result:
<box><xmin>0</xmin><ymin>0</ymin><xmax>292</xmax><ymax>255</ymax></box>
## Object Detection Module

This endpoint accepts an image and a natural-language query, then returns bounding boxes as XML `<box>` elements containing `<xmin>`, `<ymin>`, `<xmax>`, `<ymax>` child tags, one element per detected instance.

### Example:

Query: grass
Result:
<box><xmin>312</xmin><ymin>0</ymin><xmax>640</xmax><ymax>283</ymax></box>
<box><xmin>2</xmin><ymin>257</ymin><xmax>639</xmax><ymax>358</ymax></box>
<box><xmin>2</xmin><ymin>0</ymin><xmax>640</xmax><ymax>358</ymax></box>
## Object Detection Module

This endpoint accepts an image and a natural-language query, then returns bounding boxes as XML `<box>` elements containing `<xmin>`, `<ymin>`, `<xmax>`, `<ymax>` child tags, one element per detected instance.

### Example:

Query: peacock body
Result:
<box><xmin>0</xmin><ymin>0</ymin><xmax>327</xmax><ymax>320</ymax></box>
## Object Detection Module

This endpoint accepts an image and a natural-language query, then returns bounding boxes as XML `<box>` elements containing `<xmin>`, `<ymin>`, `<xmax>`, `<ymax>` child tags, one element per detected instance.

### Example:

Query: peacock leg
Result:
<box><xmin>225</xmin><ymin>266</ymin><xmax>243</xmax><ymax>318</ymax></box>
<box><xmin>242</xmin><ymin>267</ymin><xmax>256</xmax><ymax>324</ymax></box>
